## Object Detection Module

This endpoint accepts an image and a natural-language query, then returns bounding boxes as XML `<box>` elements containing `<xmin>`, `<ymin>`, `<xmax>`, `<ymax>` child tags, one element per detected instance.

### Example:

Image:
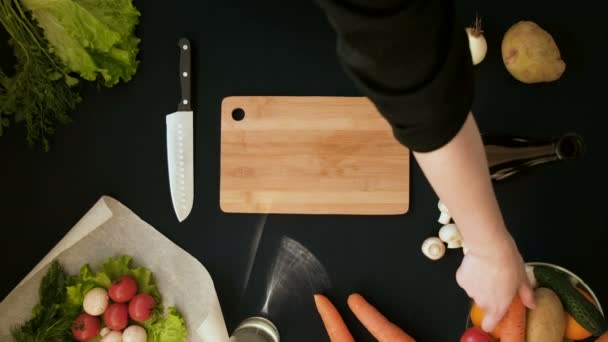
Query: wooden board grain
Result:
<box><xmin>220</xmin><ymin>96</ymin><xmax>410</xmax><ymax>215</ymax></box>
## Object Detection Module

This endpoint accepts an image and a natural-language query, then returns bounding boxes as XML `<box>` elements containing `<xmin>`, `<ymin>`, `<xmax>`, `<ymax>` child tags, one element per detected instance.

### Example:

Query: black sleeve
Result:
<box><xmin>316</xmin><ymin>0</ymin><xmax>474</xmax><ymax>152</ymax></box>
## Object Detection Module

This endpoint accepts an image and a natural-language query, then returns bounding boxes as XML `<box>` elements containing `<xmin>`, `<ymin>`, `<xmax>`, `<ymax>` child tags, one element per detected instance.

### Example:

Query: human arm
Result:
<box><xmin>316</xmin><ymin>0</ymin><xmax>534</xmax><ymax>331</ymax></box>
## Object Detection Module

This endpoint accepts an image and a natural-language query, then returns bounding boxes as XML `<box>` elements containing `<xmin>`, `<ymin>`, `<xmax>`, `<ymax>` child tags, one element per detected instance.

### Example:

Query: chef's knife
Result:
<box><xmin>166</xmin><ymin>38</ymin><xmax>194</xmax><ymax>222</ymax></box>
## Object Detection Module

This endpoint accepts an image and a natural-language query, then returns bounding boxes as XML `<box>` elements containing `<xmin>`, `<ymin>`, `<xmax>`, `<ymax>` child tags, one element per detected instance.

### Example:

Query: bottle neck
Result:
<box><xmin>486</xmin><ymin>144</ymin><xmax>558</xmax><ymax>168</ymax></box>
<box><xmin>482</xmin><ymin>133</ymin><xmax>584</xmax><ymax>181</ymax></box>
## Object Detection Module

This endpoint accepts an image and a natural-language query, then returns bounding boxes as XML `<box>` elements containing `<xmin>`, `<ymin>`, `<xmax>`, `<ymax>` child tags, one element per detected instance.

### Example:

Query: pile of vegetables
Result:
<box><xmin>11</xmin><ymin>256</ymin><xmax>187</xmax><ymax>342</ymax></box>
<box><xmin>0</xmin><ymin>0</ymin><xmax>141</xmax><ymax>150</ymax></box>
<box><xmin>462</xmin><ymin>265</ymin><xmax>608</xmax><ymax>342</ymax></box>
<box><xmin>465</xmin><ymin>18</ymin><xmax>566</xmax><ymax>84</ymax></box>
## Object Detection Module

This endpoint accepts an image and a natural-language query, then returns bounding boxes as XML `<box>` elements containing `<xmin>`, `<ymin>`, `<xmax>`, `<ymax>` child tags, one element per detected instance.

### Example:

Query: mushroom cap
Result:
<box><xmin>421</xmin><ymin>237</ymin><xmax>446</xmax><ymax>260</ymax></box>
<box><xmin>439</xmin><ymin>224</ymin><xmax>462</xmax><ymax>244</ymax></box>
<box><xmin>438</xmin><ymin>211</ymin><xmax>452</xmax><ymax>225</ymax></box>
<box><xmin>438</xmin><ymin>200</ymin><xmax>449</xmax><ymax>214</ymax></box>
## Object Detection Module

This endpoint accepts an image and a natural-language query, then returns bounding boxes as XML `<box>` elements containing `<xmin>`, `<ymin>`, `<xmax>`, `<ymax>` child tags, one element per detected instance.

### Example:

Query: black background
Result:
<box><xmin>2</xmin><ymin>0</ymin><xmax>608</xmax><ymax>341</ymax></box>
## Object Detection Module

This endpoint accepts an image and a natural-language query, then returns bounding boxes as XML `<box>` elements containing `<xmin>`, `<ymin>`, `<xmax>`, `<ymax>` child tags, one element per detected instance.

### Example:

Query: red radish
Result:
<box><xmin>108</xmin><ymin>276</ymin><xmax>138</xmax><ymax>303</ymax></box>
<box><xmin>461</xmin><ymin>327</ymin><xmax>493</xmax><ymax>342</ymax></box>
<box><xmin>72</xmin><ymin>313</ymin><xmax>100</xmax><ymax>341</ymax></box>
<box><xmin>129</xmin><ymin>293</ymin><xmax>155</xmax><ymax>322</ymax></box>
<box><xmin>104</xmin><ymin>303</ymin><xmax>129</xmax><ymax>330</ymax></box>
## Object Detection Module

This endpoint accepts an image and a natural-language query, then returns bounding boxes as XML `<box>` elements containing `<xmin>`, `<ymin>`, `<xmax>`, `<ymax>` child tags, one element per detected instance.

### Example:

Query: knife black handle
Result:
<box><xmin>177</xmin><ymin>38</ymin><xmax>192</xmax><ymax>111</ymax></box>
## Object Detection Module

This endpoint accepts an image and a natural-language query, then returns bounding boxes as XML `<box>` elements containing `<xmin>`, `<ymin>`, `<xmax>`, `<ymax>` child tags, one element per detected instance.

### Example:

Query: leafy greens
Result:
<box><xmin>12</xmin><ymin>256</ymin><xmax>188</xmax><ymax>342</ymax></box>
<box><xmin>11</xmin><ymin>261</ymin><xmax>76</xmax><ymax>341</ymax></box>
<box><xmin>0</xmin><ymin>0</ymin><xmax>140</xmax><ymax>150</ymax></box>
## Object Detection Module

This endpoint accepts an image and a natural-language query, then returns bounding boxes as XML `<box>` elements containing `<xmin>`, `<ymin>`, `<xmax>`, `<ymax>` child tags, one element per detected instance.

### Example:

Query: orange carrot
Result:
<box><xmin>596</xmin><ymin>332</ymin><xmax>608</xmax><ymax>342</ymax></box>
<box><xmin>347</xmin><ymin>293</ymin><xmax>416</xmax><ymax>342</ymax></box>
<box><xmin>314</xmin><ymin>294</ymin><xmax>355</xmax><ymax>342</ymax></box>
<box><xmin>499</xmin><ymin>295</ymin><xmax>526</xmax><ymax>342</ymax></box>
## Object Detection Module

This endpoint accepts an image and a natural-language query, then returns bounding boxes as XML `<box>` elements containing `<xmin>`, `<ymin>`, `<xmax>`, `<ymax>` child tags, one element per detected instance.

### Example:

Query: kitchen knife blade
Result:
<box><xmin>166</xmin><ymin>38</ymin><xmax>194</xmax><ymax>222</ymax></box>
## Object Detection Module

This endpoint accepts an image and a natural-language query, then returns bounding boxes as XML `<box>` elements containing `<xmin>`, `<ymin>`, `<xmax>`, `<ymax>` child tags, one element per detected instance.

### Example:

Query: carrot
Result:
<box><xmin>499</xmin><ymin>295</ymin><xmax>526</xmax><ymax>342</ymax></box>
<box><xmin>596</xmin><ymin>332</ymin><xmax>608</xmax><ymax>342</ymax></box>
<box><xmin>347</xmin><ymin>293</ymin><xmax>416</xmax><ymax>342</ymax></box>
<box><xmin>314</xmin><ymin>294</ymin><xmax>355</xmax><ymax>342</ymax></box>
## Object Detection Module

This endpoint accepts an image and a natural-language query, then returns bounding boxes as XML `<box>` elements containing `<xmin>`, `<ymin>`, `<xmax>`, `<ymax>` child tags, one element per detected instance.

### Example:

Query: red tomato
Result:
<box><xmin>72</xmin><ymin>313</ymin><xmax>100</xmax><ymax>341</ymax></box>
<box><xmin>461</xmin><ymin>327</ymin><xmax>494</xmax><ymax>342</ymax></box>
<box><xmin>128</xmin><ymin>293</ymin><xmax>155</xmax><ymax>322</ymax></box>
<box><xmin>104</xmin><ymin>303</ymin><xmax>129</xmax><ymax>330</ymax></box>
<box><xmin>108</xmin><ymin>276</ymin><xmax>138</xmax><ymax>303</ymax></box>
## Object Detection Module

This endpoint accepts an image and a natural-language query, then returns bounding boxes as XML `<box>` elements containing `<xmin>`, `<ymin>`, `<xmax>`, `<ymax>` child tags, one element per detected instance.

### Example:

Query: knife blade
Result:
<box><xmin>166</xmin><ymin>38</ymin><xmax>194</xmax><ymax>222</ymax></box>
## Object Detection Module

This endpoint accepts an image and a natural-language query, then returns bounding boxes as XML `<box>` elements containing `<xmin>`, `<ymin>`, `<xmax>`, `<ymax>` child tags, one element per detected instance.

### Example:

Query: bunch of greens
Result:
<box><xmin>12</xmin><ymin>256</ymin><xmax>188</xmax><ymax>342</ymax></box>
<box><xmin>10</xmin><ymin>261</ymin><xmax>75</xmax><ymax>341</ymax></box>
<box><xmin>0</xmin><ymin>0</ymin><xmax>140</xmax><ymax>150</ymax></box>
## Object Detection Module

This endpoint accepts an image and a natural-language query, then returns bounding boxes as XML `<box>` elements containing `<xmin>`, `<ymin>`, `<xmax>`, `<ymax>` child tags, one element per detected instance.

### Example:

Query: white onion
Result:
<box><xmin>466</xmin><ymin>17</ymin><xmax>487</xmax><ymax>65</ymax></box>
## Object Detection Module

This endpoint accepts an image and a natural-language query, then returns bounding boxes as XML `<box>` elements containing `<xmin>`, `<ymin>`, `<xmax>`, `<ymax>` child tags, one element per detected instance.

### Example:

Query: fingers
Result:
<box><xmin>519</xmin><ymin>283</ymin><xmax>536</xmax><ymax>309</ymax></box>
<box><xmin>481</xmin><ymin>304</ymin><xmax>508</xmax><ymax>333</ymax></box>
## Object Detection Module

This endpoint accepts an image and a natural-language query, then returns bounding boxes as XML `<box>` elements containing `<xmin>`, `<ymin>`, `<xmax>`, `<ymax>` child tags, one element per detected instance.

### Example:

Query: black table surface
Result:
<box><xmin>2</xmin><ymin>0</ymin><xmax>608</xmax><ymax>341</ymax></box>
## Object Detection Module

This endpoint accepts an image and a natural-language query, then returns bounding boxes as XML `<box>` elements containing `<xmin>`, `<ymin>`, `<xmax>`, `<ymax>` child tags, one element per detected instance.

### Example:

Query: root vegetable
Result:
<box><xmin>347</xmin><ymin>294</ymin><xmax>415</xmax><ymax>342</ymax></box>
<box><xmin>122</xmin><ymin>325</ymin><xmax>147</xmax><ymax>342</ymax></box>
<box><xmin>83</xmin><ymin>287</ymin><xmax>109</xmax><ymax>316</ymax></box>
<box><xmin>72</xmin><ymin>313</ymin><xmax>100</xmax><ymax>341</ymax></box>
<box><xmin>128</xmin><ymin>294</ymin><xmax>155</xmax><ymax>322</ymax></box>
<box><xmin>502</xmin><ymin>21</ymin><xmax>566</xmax><ymax>83</ymax></box>
<box><xmin>104</xmin><ymin>303</ymin><xmax>129</xmax><ymax>331</ymax></box>
<box><xmin>313</xmin><ymin>294</ymin><xmax>355</xmax><ymax>342</ymax></box>
<box><xmin>101</xmin><ymin>330</ymin><xmax>123</xmax><ymax>342</ymax></box>
<box><xmin>466</xmin><ymin>16</ymin><xmax>487</xmax><ymax>65</ymax></box>
<box><xmin>100</xmin><ymin>327</ymin><xmax>111</xmax><ymax>337</ymax></box>
<box><xmin>526</xmin><ymin>288</ymin><xmax>565</xmax><ymax>342</ymax></box>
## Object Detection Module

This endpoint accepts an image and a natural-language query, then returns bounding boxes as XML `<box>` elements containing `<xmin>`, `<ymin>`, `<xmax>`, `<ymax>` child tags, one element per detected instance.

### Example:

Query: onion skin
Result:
<box><xmin>466</xmin><ymin>27</ymin><xmax>488</xmax><ymax>65</ymax></box>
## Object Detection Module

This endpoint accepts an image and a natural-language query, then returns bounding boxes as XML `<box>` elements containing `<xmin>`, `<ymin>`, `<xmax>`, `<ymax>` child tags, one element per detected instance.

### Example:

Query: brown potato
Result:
<box><xmin>527</xmin><ymin>287</ymin><xmax>566</xmax><ymax>342</ymax></box>
<box><xmin>502</xmin><ymin>21</ymin><xmax>566</xmax><ymax>83</ymax></box>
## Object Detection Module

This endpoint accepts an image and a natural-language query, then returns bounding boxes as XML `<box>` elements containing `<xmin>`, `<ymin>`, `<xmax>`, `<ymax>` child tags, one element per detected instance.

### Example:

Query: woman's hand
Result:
<box><xmin>456</xmin><ymin>235</ymin><xmax>535</xmax><ymax>332</ymax></box>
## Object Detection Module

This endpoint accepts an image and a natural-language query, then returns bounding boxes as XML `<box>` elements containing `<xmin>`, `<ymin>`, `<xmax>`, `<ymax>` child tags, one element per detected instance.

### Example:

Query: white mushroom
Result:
<box><xmin>101</xmin><ymin>331</ymin><xmax>123</xmax><ymax>342</ymax></box>
<box><xmin>83</xmin><ymin>287</ymin><xmax>109</xmax><ymax>316</ymax></box>
<box><xmin>438</xmin><ymin>211</ymin><xmax>452</xmax><ymax>225</ymax></box>
<box><xmin>437</xmin><ymin>201</ymin><xmax>452</xmax><ymax>224</ymax></box>
<box><xmin>421</xmin><ymin>237</ymin><xmax>446</xmax><ymax>260</ymax></box>
<box><xmin>438</xmin><ymin>200</ymin><xmax>449</xmax><ymax>214</ymax></box>
<box><xmin>122</xmin><ymin>325</ymin><xmax>147</xmax><ymax>342</ymax></box>
<box><xmin>439</xmin><ymin>224</ymin><xmax>463</xmax><ymax>249</ymax></box>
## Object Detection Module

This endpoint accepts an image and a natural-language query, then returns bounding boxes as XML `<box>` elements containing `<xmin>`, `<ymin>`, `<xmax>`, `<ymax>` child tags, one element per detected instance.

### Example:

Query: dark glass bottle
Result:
<box><xmin>483</xmin><ymin>133</ymin><xmax>584</xmax><ymax>181</ymax></box>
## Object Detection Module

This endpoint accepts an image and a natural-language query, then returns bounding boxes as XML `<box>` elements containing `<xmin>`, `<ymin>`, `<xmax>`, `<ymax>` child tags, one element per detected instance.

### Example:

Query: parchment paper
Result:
<box><xmin>0</xmin><ymin>196</ymin><xmax>229</xmax><ymax>342</ymax></box>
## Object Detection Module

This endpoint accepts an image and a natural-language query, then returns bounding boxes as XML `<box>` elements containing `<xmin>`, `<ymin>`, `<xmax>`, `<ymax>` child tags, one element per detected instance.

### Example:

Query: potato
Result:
<box><xmin>502</xmin><ymin>21</ymin><xmax>566</xmax><ymax>83</ymax></box>
<box><xmin>527</xmin><ymin>287</ymin><xmax>566</xmax><ymax>342</ymax></box>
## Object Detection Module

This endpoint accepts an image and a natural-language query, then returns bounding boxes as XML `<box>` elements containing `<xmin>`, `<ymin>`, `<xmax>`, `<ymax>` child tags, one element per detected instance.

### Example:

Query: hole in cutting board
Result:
<box><xmin>232</xmin><ymin>108</ymin><xmax>245</xmax><ymax>121</ymax></box>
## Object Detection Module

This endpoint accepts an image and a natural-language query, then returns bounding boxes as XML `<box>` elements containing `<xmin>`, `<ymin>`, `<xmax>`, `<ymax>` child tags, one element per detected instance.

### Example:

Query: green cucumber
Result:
<box><xmin>533</xmin><ymin>265</ymin><xmax>608</xmax><ymax>336</ymax></box>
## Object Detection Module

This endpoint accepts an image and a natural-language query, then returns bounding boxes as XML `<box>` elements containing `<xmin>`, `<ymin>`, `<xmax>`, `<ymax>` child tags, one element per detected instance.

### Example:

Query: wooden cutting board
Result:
<box><xmin>220</xmin><ymin>96</ymin><xmax>410</xmax><ymax>215</ymax></box>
